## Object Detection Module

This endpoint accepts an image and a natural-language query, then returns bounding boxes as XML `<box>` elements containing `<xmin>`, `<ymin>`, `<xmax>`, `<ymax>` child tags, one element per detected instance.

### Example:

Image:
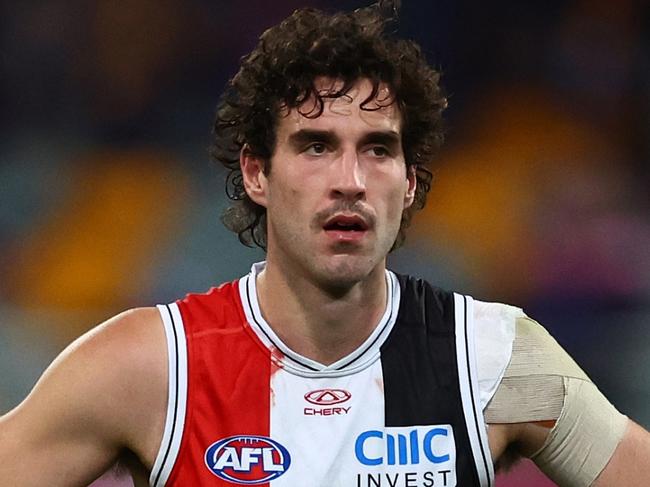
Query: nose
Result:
<box><xmin>330</xmin><ymin>149</ymin><xmax>366</xmax><ymax>202</ymax></box>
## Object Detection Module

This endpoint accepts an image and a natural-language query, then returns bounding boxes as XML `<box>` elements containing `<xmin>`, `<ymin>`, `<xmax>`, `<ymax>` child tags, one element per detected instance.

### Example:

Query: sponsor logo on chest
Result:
<box><xmin>354</xmin><ymin>425</ymin><xmax>457</xmax><ymax>487</ymax></box>
<box><xmin>203</xmin><ymin>426</ymin><xmax>456</xmax><ymax>486</ymax></box>
<box><xmin>303</xmin><ymin>388</ymin><xmax>352</xmax><ymax>416</ymax></box>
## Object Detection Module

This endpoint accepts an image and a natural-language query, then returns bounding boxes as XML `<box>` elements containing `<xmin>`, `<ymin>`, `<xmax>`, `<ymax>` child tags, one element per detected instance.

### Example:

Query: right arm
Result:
<box><xmin>0</xmin><ymin>307</ymin><xmax>168</xmax><ymax>486</ymax></box>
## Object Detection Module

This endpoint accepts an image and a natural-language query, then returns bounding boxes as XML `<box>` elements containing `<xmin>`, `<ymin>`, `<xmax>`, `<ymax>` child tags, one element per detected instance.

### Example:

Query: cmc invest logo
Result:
<box><xmin>204</xmin><ymin>435</ymin><xmax>291</xmax><ymax>485</ymax></box>
<box><xmin>355</xmin><ymin>426</ymin><xmax>455</xmax><ymax>466</ymax></box>
<box><xmin>304</xmin><ymin>388</ymin><xmax>352</xmax><ymax>405</ymax></box>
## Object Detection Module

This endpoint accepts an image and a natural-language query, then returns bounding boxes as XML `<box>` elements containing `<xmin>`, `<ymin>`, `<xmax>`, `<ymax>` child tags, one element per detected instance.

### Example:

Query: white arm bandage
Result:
<box><xmin>485</xmin><ymin>317</ymin><xmax>627</xmax><ymax>487</ymax></box>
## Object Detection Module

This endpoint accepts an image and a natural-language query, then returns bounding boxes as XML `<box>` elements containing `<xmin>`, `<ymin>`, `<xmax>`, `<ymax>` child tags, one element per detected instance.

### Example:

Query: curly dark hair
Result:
<box><xmin>212</xmin><ymin>0</ymin><xmax>447</xmax><ymax>250</ymax></box>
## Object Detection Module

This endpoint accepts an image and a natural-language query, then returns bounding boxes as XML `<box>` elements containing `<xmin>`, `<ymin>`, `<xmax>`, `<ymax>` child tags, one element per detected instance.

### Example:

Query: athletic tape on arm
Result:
<box><xmin>531</xmin><ymin>377</ymin><xmax>628</xmax><ymax>487</ymax></box>
<box><xmin>485</xmin><ymin>317</ymin><xmax>628</xmax><ymax>486</ymax></box>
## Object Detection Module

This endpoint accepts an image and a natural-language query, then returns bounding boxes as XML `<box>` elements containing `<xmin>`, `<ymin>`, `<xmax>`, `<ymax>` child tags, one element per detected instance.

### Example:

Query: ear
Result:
<box><xmin>240</xmin><ymin>145</ymin><xmax>268</xmax><ymax>207</ymax></box>
<box><xmin>404</xmin><ymin>165</ymin><xmax>417</xmax><ymax>208</ymax></box>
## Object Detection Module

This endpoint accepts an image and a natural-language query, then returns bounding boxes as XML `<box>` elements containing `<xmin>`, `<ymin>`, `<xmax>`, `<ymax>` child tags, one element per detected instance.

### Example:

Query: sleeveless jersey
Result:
<box><xmin>149</xmin><ymin>266</ymin><xmax>495</xmax><ymax>487</ymax></box>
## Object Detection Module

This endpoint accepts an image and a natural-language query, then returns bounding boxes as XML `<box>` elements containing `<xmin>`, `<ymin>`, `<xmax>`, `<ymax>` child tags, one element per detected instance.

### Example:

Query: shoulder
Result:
<box><xmin>470</xmin><ymin>298</ymin><xmax>524</xmax><ymax>409</ymax></box>
<box><xmin>10</xmin><ymin>307</ymin><xmax>167</xmax><ymax>449</ymax></box>
<box><xmin>62</xmin><ymin>307</ymin><xmax>167</xmax><ymax>394</ymax></box>
<box><xmin>176</xmin><ymin>280</ymin><xmax>243</xmax><ymax>328</ymax></box>
<box><xmin>393</xmin><ymin>273</ymin><xmax>524</xmax><ymax>409</ymax></box>
<box><xmin>394</xmin><ymin>273</ymin><xmax>523</xmax><ymax>329</ymax></box>
<box><xmin>470</xmin><ymin>300</ymin><xmax>584</xmax><ymax>410</ymax></box>
<box><xmin>73</xmin><ymin>307</ymin><xmax>168</xmax><ymax>444</ymax></box>
<box><xmin>0</xmin><ymin>307</ymin><xmax>169</xmax><ymax>482</ymax></box>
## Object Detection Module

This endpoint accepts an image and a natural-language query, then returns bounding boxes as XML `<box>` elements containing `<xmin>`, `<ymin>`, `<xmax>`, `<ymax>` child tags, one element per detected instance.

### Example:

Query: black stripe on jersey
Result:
<box><xmin>152</xmin><ymin>304</ymin><xmax>180</xmax><ymax>487</ymax></box>
<box><xmin>462</xmin><ymin>295</ymin><xmax>492</xmax><ymax>487</ymax></box>
<box><xmin>244</xmin><ymin>275</ymin><xmax>319</xmax><ymax>372</ymax></box>
<box><xmin>380</xmin><ymin>275</ymin><xmax>481</xmax><ymax>486</ymax></box>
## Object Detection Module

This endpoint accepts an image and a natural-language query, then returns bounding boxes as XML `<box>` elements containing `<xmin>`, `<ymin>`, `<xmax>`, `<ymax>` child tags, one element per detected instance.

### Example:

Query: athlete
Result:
<box><xmin>1</xmin><ymin>2</ymin><xmax>649</xmax><ymax>486</ymax></box>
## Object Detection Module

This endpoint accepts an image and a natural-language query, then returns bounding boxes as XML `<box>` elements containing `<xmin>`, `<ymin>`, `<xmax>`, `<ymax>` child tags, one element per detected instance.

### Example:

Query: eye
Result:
<box><xmin>366</xmin><ymin>145</ymin><xmax>390</xmax><ymax>158</ymax></box>
<box><xmin>304</xmin><ymin>142</ymin><xmax>328</xmax><ymax>156</ymax></box>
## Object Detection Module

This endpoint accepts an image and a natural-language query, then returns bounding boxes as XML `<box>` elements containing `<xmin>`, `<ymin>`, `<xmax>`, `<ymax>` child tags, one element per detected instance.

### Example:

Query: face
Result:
<box><xmin>243</xmin><ymin>78</ymin><xmax>416</xmax><ymax>290</ymax></box>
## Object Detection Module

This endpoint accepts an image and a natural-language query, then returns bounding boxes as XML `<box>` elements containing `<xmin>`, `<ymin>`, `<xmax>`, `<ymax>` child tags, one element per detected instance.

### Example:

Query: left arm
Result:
<box><xmin>592</xmin><ymin>420</ymin><xmax>650</xmax><ymax>487</ymax></box>
<box><xmin>485</xmin><ymin>316</ymin><xmax>650</xmax><ymax>486</ymax></box>
<box><xmin>492</xmin><ymin>418</ymin><xmax>650</xmax><ymax>486</ymax></box>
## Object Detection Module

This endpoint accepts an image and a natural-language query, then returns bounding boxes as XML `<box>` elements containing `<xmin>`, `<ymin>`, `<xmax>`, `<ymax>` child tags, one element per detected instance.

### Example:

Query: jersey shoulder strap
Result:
<box><xmin>380</xmin><ymin>274</ymin><xmax>495</xmax><ymax>487</ymax></box>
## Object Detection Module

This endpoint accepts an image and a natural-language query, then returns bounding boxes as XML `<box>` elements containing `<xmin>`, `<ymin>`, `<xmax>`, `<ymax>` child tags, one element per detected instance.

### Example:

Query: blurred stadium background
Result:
<box><xmin>1</xmin><ymin>0</ymin><xmax>648</xmax><ymax>485</ymax></box>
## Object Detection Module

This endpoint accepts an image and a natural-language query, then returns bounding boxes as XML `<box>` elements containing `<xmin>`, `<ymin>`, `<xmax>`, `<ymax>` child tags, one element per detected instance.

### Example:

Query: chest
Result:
<box><xmin>244</xmin><ymin>363</ymin><xmax>461</xmax><ymax>487</ymax></box>
<box><xmin>151</xmin><ymin>277</ymin><xmax>495</xmax><ymax>486</ymax></box>
<box><xmin>172</xmin><ymin>352</ymin><xmax>477</xmax><ymax>486</ymax></box>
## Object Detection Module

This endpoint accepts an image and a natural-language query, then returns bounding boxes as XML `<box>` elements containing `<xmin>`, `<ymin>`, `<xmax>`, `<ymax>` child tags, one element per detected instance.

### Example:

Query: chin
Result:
<box><xmin>315</xmin><ymin>254</ymin><xmax>380</xmax><ymax>290</ymax></box>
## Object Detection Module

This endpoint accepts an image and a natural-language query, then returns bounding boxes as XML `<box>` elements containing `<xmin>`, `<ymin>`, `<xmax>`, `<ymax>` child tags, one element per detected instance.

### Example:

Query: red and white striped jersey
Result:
<box><xmin>149</xmin><ymin>262</ymin><xmax>521</xmax><ymax>487</ymax></box>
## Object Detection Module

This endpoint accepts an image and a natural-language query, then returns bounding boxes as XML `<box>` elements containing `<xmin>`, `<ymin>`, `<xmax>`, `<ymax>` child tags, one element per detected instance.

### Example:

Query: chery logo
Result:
<box><xmin>304</xmin><ymin>389</ymin><xmax>352</xmax><ymax>416</ymax></box>
<box><xmin>304</xmin><ymin>389</ymin><xmax>351</xmax><ymax>405</ymax></box>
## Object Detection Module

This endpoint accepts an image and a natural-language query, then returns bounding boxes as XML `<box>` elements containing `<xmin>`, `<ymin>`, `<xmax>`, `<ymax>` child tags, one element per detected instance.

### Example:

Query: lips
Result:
<box><xmin>322</xmin><ymin>214</ymin><xmax>369</xmax><ymax>232</ymax></box>
<box><xmin>322</xmin><ymin>213</ymin><xmax>370</xmax><ymax>243</ymax></box>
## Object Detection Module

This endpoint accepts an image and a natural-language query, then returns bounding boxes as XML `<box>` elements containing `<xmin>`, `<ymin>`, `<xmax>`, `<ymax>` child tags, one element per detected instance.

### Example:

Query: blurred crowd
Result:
<box><xmin>1</xmin><ymin>1</ymin><xmax>649</xmax><ymax>486</ymax></box>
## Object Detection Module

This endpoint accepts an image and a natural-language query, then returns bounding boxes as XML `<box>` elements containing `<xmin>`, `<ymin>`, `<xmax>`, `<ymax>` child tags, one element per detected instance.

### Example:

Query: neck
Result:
<box><xmin>256</xmin><ymin>259</ymin><xmax>387</xmax><ymax>365</ymax></box>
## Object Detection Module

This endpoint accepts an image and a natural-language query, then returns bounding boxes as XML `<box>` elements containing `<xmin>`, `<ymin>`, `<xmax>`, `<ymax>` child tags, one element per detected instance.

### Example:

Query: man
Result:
<box><xmin>1</xmin><ymin>2</ymin><xmax>649</xmax><ymax>486</ymax></box>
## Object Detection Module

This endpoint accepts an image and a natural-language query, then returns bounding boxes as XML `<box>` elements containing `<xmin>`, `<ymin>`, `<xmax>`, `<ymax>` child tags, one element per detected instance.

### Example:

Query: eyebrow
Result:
<box><xmin>358</xmin><ymin>130</ymin><xmax>401</xmax><ymax>150</ymax></box>
<box><xmin>287</xmin><ymin>129</ymin><xmax>339</xmax><ymax>149</ymax></box>
<box><xmin>287</xmin><ymin>129</ymin><xmax>401</xmax><ymax>150</ymax></box>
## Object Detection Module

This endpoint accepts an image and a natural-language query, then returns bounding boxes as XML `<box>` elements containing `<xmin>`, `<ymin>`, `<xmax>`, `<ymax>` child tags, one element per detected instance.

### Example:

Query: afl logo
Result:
<box><xmin>204</xmin><ymin>435</ymin><xmax>291</xmax><ymax>485</ymax></box>
<box><xmin>304</xmin><ymin>388</ymin><xmax>352</xmax><ymax>405</ymax></box>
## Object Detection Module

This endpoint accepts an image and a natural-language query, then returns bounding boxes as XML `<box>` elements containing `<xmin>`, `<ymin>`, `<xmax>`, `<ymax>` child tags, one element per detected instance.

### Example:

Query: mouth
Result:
<box><xmin>322</xmin><ymin>214</ymin><xmax>370</xmax><ymax>242</ymax></box>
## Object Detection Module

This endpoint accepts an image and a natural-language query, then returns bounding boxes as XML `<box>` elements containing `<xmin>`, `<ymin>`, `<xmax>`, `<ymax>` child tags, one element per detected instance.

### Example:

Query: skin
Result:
<box><xmin>1</xmin><ymin>78</ymin><xmax>649</xmax><ymax>486</ymax></box>
<box><xmin>244</xmin><ymin>78</ymin><xmax>416</xmax><ymax>363</ymax></box>
<box><xmin>0</xmin><ymin>308</ymin><xmax>164</xmax><ymax>487</ymax></box>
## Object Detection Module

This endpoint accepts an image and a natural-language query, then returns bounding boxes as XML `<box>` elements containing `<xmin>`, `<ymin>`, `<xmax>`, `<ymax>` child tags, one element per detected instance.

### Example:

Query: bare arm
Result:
<box><xmin>0</xmin><ymin>308</ymin><xmax>167</xmax><ymax>487</ymax></box>
<box><xmin>592</xmin><ymin>420</ymin><xmax>650</xmax><ymax>486</ymax></box>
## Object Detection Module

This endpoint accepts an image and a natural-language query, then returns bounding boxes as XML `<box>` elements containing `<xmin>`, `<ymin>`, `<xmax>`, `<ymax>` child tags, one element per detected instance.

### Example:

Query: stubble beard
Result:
<box><xmin>268</xmin><ymin>223</ymin><xmax>382</xmax><ymax>298</ymax></box>
<box><xmin>315</xmin><ymin>252</ymin><xmax>381</xmax><ymax>296</ymax></box>
<box><xmin>267</xmin><ymin>202</ymin><xmax>403</xmax><ymax>297</ymax></box>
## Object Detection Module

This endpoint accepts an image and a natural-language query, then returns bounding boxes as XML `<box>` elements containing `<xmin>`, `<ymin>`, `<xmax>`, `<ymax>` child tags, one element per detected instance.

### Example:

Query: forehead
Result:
<box><xmin>276</xmin><ymin>77</ymin><xmax>401</xmax><ymax>138</ymax></box>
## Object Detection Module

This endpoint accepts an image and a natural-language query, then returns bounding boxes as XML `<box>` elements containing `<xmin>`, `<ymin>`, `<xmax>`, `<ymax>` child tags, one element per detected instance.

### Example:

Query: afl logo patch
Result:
<box><xmin>204</xmin><ymin>435</ymin><xmax>291</xmax><ymax>485</ymax></box>
<box><xmin>304</xmin><ymin>388</ymin><xmax>352</xmax><ymax>405</ymax></box>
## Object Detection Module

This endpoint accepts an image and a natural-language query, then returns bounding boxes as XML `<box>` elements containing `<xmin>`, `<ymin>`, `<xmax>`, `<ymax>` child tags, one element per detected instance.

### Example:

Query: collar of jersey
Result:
<box><xmin>238</xmin><ymin>261</ymin><xmax>401</xmax><ymax>378</ymax></box>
